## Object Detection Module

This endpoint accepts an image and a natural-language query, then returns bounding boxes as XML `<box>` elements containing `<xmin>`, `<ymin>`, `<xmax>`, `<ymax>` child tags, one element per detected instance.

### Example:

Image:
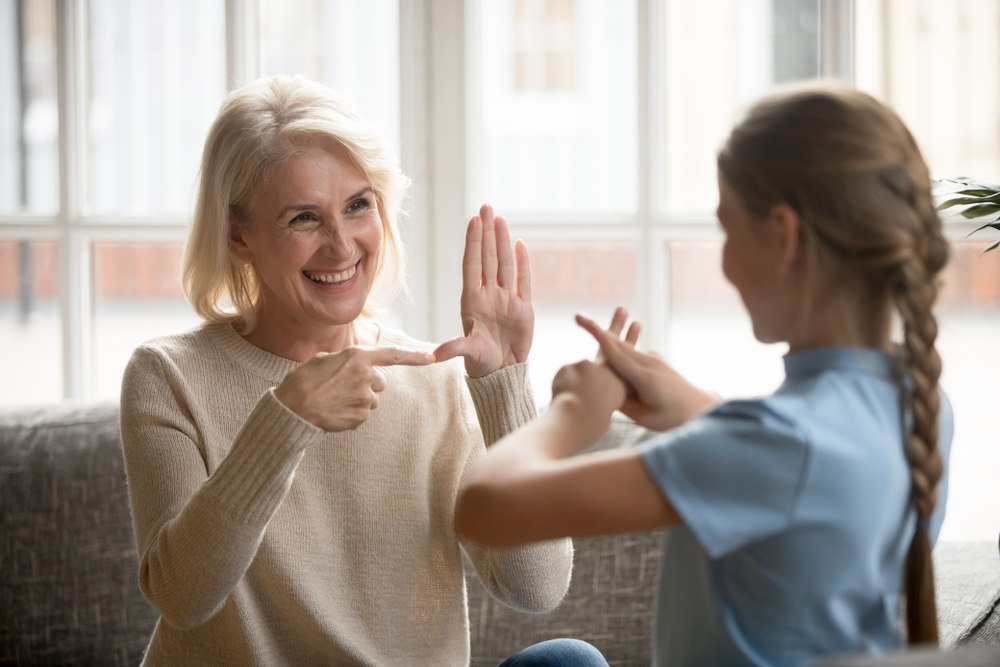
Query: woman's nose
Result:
<box><xmin>322</xmin><ymin>221</ymin><xmax>354</xmax><ymax>258</ymax></box>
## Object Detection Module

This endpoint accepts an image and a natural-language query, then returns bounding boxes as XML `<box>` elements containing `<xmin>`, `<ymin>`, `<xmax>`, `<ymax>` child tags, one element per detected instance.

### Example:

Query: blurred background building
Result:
<box><xmin>1</xmin><ymin>0</ymin><xmax>998</xmax><ymax>541</ymax></box>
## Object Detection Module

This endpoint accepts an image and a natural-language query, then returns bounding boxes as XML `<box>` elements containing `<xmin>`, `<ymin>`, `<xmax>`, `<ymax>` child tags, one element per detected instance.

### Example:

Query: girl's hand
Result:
<box><xmin>274</xmin><ymin>347</ymin><xmax>435</xmax><ymax>432</ymax></box>
<box><xmin>433</xmin><ymin>204</ymin><xmax>533</xmax><ymax>378</ymax></box>
<box><xmin>549</xmin><ymin>359</ymin><xmax>628</xmax><ymax>441</ymax></box>
<box><xmin>577</xmin><ymin>308</ymin><xmax>718</xmax><ymax>431</ymax></box>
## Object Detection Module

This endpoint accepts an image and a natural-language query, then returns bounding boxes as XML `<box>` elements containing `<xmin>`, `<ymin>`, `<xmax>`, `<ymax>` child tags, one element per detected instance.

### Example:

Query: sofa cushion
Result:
<box><xmin>935</xmin><ymin>540</ymin><xmax>1000</xmax><ymax>647</ymax></box>
<box><xmin>0</xmin><ymin>402</ymin><xmax>157</xmax><ymax>666</ymax></box>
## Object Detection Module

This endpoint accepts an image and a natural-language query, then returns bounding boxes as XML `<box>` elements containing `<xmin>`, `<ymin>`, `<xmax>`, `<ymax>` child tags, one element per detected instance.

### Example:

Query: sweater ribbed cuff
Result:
<box><xmin>203</xmin><ymin>389</ymin><xmax>326</xmax><ymax>525</ymax></box>
<box><xmin>465</xmin><ymin>362</ymin><xmax>538</xmax><ymax>446</ymax></box>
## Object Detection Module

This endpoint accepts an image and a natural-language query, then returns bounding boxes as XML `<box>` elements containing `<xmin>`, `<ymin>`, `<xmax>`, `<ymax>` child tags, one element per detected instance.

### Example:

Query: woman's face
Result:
<box><xmin>231</xmin><ymin>145</ymin><xmax>383</xmax><ymax>333</ymax></box>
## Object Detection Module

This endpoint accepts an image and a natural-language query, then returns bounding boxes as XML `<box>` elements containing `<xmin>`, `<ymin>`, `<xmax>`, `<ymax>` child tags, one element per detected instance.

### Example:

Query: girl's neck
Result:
<box><xmin>785</xmin><ymin>288</ymin><xmax>893</xmax><ymax>353</ymax></box>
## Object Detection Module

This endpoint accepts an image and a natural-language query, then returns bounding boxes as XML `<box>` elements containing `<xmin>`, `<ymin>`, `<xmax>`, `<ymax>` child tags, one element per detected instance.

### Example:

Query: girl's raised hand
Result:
<box><xmin>577</xmin><ymin>308</ymin><xmax>718</xmax><ymax>431</ymax></box>
<box><xmin>433</xmin><ymin>204</ymin><xmax>534</xmax><ymax>378</ymax></box>
<box><xmin>274</xmin><ymin>346</ymin><xmax>435</xmax><ymax>432</ymax></box>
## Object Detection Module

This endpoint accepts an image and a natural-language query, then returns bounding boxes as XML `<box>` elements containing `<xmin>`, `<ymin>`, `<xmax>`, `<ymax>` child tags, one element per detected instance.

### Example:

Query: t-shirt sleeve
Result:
<box><xmin>639</xmin><ymin>400</ymin><xmax>810</xmax><ymax>560</ymax></box>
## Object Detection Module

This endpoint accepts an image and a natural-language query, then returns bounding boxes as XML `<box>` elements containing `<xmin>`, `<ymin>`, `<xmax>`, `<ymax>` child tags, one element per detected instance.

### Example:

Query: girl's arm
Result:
<box><xmin>455</xmin><ymin>359</ymin><xmax>682</xmax><ymax>548</ymax></box>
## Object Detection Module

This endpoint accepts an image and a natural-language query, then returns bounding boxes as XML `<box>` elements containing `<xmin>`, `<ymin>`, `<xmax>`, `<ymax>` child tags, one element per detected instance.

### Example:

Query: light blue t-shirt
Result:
<box><xmin>639</xmin><ymin>347</ymin><xmax>953</xmax><ymax>667</ymax></box>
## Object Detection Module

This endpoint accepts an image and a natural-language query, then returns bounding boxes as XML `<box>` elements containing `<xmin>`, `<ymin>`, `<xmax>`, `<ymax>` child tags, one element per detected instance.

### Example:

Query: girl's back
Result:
<box><xmin>645</xmin><ymin>348</ymin><xmax>952</xmax><ymax>666</ymax></box>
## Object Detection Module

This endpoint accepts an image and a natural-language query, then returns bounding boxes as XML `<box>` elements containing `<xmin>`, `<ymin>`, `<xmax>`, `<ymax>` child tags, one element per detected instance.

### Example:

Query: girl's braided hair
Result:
<box><xmin>717</xmin><ymin>84</ymin><xmax>949</xmax><ymax>645</ymax></box>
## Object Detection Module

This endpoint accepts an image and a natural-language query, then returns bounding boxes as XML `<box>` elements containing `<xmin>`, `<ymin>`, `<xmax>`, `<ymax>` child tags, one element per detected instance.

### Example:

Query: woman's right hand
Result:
<box><xmin>577</xmin><ymin>308</ymin><xmax>718</xmax><ymax>431</ymax></box>
<box><xmin>274</xmin><ymin>347</ymin><xmax>435</xmax><ymax>431</ymax></box>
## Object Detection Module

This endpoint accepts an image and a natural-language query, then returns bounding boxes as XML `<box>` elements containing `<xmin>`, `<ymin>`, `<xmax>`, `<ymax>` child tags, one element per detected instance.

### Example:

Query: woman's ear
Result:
<box><xmin>229</xmin><ymin>213</ymin><xmax>254</xmax><ymax>264</ymax></box>
<box><xmin>768</xmin><ymin>203</ymin><xmax>803</xmax><ymax>275</ymax></box>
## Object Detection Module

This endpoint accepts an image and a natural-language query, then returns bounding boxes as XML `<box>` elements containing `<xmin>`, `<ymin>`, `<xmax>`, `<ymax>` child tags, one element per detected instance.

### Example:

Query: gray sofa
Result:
<box><xmin>1</xmin><ymin>402</ymin><xmax>998</xmax><ymax>666</ymax></box>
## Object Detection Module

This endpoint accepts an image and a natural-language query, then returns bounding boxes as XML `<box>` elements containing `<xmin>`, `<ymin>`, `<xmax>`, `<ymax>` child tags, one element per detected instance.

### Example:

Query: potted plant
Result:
<box><xmin>934</xmin><ymin>177</ymin><xmax>1000</xmax><ymax>252</ymax></box>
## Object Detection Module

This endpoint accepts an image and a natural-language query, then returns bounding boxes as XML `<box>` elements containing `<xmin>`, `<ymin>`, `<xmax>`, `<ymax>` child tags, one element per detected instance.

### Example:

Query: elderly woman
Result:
<box><xmin>120</xmin><ymin>76</ymin><xmax>605</xmax><ymax>666</ymax></box>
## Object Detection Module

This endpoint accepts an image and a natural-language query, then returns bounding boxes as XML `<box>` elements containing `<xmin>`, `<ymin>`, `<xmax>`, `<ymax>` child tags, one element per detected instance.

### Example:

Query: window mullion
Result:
<box><xmin>427</xmin><ymin>0</ymin><xmax>468</xmax><ymax>344</ymax></box>
<box><xmin>639</xmin><ymin>0</ymin><xmax>669</xmax><ymax>354</ymax></box>
<box><xmin>821</xmin><ymin>0</ymin><xmax>855</xmax><ymax>82</ymax></box>
<box><xmin>56</xmin><ymin>0</ymin><xmax>91</xmax><ymax>399</ymax></box>
<box><xmin>226</xmin><ymin>0</ymin><xmax>259</xmax><ymax>91</ymax></box>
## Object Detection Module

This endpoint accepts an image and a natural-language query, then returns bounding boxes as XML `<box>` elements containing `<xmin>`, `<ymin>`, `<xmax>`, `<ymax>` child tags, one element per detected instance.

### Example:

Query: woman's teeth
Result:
<box><xmin>305</xmin><ymin>265</ymin><xmax>356</xmax><ymax>284</ymax></box>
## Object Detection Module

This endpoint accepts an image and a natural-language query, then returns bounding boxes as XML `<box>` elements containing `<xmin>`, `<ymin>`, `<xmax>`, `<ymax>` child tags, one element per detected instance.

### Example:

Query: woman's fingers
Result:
<box><xmin>515</xmin><ymin>239</ymin><xmax>531</xmax><ymax>301</ymax></box>
<box><xmin>365</xmin><ymin>346</ymin><xmax>436</xmax><ymax>367</ymax></box>
<box><xmin>480</xmin><ymin>204</ymin><xmax>499</xmax><ymax>286</ymax></box>
<box><xmin>371</xmin><ymin>367</ymin><xmax>388</xmax><ymax>394</ymax></box>
<box><xmin>495</xmin><ymin>214</ymin><xmax>515</xmax><ymax>288</ymax></box>
<box><xmin>463</xmin><ymin>215</ymin><xmax>483</xmax><ymax>290</ymax></box>
<box><xmin>431</xmin><ymin>336</ymin><xmax>473</xmax><ymax>363</ymax></box>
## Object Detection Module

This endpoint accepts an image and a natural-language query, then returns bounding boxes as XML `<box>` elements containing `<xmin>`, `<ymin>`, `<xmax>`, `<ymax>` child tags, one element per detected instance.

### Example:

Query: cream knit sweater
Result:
<box><xmin>119</xmin><ymin>322</ymin><xmax>573</xmax><ymax>667</ymax></box>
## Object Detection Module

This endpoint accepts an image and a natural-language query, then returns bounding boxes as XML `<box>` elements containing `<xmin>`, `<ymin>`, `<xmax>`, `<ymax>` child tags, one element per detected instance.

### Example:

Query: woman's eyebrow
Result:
<box><xmin>346</xmin><ymin>186</ymin><xmax>374</xmax><ymax>201</ymax></box>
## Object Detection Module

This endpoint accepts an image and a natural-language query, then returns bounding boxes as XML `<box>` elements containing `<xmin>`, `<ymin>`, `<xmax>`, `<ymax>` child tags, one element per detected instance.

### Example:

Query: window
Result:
<box><xmin>1</xmin><ymin>0</ymin><xmax>996</xmax><ymax>541</ymax></box>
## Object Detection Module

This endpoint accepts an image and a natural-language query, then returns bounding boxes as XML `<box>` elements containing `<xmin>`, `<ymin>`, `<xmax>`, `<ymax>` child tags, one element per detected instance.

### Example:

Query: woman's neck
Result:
<box><xmin>241</xmin><ymin>312</ymin><xmax>379</xmax><ymax>363</ymax></box>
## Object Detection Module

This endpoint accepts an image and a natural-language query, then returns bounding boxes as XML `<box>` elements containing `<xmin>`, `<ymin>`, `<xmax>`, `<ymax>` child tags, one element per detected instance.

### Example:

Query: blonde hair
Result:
<box><xmin>718</xmin><ymin>84</ymin><xmax>949</xmax><ymax>645</ymax></box>
<box><xmin>182</xmin><ymin>75</ymin><xmax>408</xmax><ymax>332</ymax></box>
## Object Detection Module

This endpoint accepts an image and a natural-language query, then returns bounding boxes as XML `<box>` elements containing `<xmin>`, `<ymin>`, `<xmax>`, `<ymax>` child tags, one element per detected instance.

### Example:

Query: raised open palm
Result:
<box><xmin>433</xmin><ymin>204</ymin><xmax>533</xmax><ymax>378</ymax></box>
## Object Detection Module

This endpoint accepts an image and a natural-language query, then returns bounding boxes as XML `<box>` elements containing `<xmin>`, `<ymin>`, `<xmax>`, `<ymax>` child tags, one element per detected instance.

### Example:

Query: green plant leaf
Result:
<box><xmin>960</xmin><ymin>204</ymin><xmax>1000</xmax><ymax>219</ymax></box>
<box><xmin>983</xmin><ymin>239</ymin><xmax>999</xmax><ymax>253</ymax></box>
<box><xmin>933</xmin><ymin>177</ymin><xmax>1000</xmax><ymax>197</ymax></box>
<box><xmin>937</xmin><ymin>194</ymin><xmax>1000</xmax><ymax>210</ymax></box>
<box><xmin>971</xmin><ymin>220</ymin><xmax>1000</xmax><ymax>233</ymax></box>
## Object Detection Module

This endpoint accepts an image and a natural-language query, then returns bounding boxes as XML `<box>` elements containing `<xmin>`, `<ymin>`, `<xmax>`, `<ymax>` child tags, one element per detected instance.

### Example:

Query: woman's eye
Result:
<box><xmin>290</xmin><ymin>212</ymin><xmax>317</xmax><ymax>224</ymax></box>
<box><xmin>348</xmin><ymin>198</ymin><xmax>373</xmax><ymax>213</ymax></box>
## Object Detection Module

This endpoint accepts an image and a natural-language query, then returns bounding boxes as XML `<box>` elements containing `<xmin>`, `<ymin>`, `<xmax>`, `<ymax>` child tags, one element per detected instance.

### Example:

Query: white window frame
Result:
<box><xmin>0</xmin><ymin>0</ymin><xmax>985</xmax><ymax>401</ymax></box>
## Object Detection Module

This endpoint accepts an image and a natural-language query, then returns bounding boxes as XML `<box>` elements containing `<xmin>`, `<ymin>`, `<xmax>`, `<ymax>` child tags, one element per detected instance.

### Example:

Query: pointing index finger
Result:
<box><xmin>365</xmin><ymin>347</ymin><xmax>437</xmax><ymax>367</ymax></box>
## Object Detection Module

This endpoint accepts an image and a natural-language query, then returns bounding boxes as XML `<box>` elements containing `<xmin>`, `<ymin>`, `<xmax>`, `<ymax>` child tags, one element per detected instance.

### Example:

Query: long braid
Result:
<box><xmin>895</xmin><ymin>193</ymin><xmax>949</xmax><ymax>645</ymax></box>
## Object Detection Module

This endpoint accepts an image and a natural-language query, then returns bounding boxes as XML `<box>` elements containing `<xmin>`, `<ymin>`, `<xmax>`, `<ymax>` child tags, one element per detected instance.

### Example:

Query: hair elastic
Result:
<box><xmin>916</xmin><ymin>516</ymin><xmax>931</xmax><ymax>532</ymax></box>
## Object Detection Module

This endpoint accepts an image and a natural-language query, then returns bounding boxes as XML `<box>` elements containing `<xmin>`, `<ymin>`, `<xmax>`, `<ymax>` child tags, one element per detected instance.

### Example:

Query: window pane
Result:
<box><xmin>663</xmin><ymin>0</ymin><xmax>820</xmax><ymax>214</ymax></box>
<box><xmin>529</xmin><ymin>240</ymin><xmax>636</xmax><ymax>404</ymax></box>
<box><xmin>935</xmin><ymin>240</ymin><xmax>1000</xmax><ymax>541</ymax></box>
<box><xmin>479</xmin><ymin>0</ymin><xmax>638</xmax><ymax>215</ymax></box>
<box><xmin>856</xmin><ymin>0</ymin><xmax>1000</xmax><ymax>184</ymax></box>
<box><xmin>92</xmin><ymin>241</ymin><xmax>201</xmax><ymax>399</ymax></box>
<box><xmin>0</xmin><ymin>239</ymin><xmax>62</xmax><ymax>403</ymax></box>
<box><xmin>88</xmin><ymin>0</ymin><xmax>226</xmax><ymax>216</ymax></box>
<box><xmin>667</xmin><ymin>241</ymin><xmax>786</xmax><ymax>398</ymax></box>
<box><xmin>259</xmin><ymin>0</ymin><xmax>401</xmax><ymax>157</ymax></box>
<box><xmin>0</xmin><ymin>0</ymin><xmax>58</xmax><ymax>214</ymax></box>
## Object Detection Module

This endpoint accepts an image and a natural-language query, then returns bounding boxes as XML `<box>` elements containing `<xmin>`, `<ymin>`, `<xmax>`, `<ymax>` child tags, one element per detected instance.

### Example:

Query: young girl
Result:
<box><xmin>455</xmin><ymin>85</ymin><xmax>953</xmax><ymax>666</ymax></box>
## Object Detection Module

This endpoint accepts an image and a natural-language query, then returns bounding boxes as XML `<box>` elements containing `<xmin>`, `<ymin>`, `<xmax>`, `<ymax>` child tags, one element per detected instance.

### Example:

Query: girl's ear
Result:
<box><xmin>229</xmin><ymin>214</ymin><xmax>254</xmax><ymax>264</ymax></box>
<box><xmin>768</xmin><ymin>203</ymin><xmax>803</xmax><ymax>275</ymax></box>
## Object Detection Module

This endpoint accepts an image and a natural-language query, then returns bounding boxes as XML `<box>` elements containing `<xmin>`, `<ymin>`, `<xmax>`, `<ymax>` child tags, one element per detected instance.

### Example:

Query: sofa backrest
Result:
<box><xmin>0</xmin><ymin>402</ymin><xmax>158</xmax><ymax>666</ymax></box>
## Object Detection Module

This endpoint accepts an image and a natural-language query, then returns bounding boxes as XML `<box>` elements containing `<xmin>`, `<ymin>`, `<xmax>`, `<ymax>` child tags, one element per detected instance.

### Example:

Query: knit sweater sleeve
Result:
<box><xmin>461</xmin><ymin>362</ymin><xmax>574</xmax><ymax>613</ymax></box>
<box><xmin>119</xmin><ymin>344</ymin><xmax>326</xmax><ymax>630</ymax></box>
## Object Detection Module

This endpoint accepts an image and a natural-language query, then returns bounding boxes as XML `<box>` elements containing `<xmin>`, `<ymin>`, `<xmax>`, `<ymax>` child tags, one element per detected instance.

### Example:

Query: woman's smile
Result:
<box><xmin>303</xmin><ymin>260</ymin><xmax>360</xmax><ymax>287</ymax></box>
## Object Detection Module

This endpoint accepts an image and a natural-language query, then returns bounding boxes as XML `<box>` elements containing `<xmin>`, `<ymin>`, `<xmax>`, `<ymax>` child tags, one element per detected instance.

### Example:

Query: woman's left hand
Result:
<box><xmin>434</xmin><ymin>204</ymin><xmax>533</xmax><ymax>378</ymax></box>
